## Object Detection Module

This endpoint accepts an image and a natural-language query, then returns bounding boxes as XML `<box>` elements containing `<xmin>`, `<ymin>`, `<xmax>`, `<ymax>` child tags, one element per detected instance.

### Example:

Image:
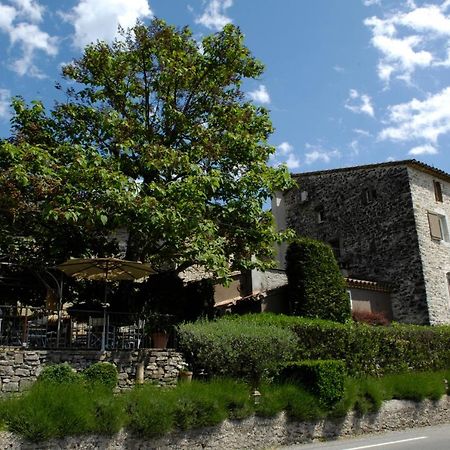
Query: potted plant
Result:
<box><xmin>178</xmin><ymin>362</ymin><xmax>193</xmax><ymax>383</ymax></box>
<box><xmin>145</xmin><ymin>313</ymin><xmax>174</xmax><ymax>349</ymax></box>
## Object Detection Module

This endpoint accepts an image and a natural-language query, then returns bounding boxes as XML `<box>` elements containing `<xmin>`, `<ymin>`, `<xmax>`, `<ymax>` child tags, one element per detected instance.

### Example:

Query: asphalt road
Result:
<box><xmin>279</xmin><ymin>423</ymin><xmax>450</xmax><ymax>450</ymax></box>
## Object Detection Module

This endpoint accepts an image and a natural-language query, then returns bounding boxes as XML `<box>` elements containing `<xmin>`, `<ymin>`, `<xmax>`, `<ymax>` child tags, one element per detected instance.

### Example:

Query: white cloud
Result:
<box><xmin>0</xmin><ymin>1</ymin><xmax>58</xmax><ymax>77</ymax></box>
<box><xmin>248</xmin><ymin>84</ymin><xmax>270</xmax><ymax>104</ymax></box>
<box><xmin>333</xmin><ymin>65</ymin><xmax>345</xmax><ymax>73</ymax></box>
<box><xmin>364</xmin><ymin>2</ymin><xmax>450</xmax><ymax>83</ymax></box>
<box><xmin>304</xmin><ymin>145</ymin><xmax>341</xmax><ymax>165</ymax></box>
<box><xmin>0</xmin><ymin>89</ymin><xmax>11</xmax><ymax>120</ymax></box>
<box><xmin>195</xmin><ymin>0</ymin><xmax>233</xmax><ymax>31</ymax></box>
<box><xmin>285</xmin><ymin>153</ymin><xmax>300</xmax><ymax>170</ymax></box>
<box><xmin>380</xmin><ymin>86</ymin><xmax>450</xmax><ymax>144</ymax></box>
<box><xmin>353</xmin><ymin>128</ymin><xmax>371</xmax><ymax>137</ymax></box>
<box><xmin>0</xmin><ymin>5</ymin><xmax>17</xmax><ymax>30</ymax></box>
<box><xmin>408</xmin><ymin>144</ymin><xmax>438</xmax><ymax>155</ymax></box>
<box><xmin>399</xmin><ymin>5</ymin><xmax>450</xmax><ymax>35</ymax></box>
<box><xmin>11</xmin><ymin>0</ymin><xmax>43</xmax><ymax>23</ymax></box>
<box><xmin>363</xmin><ymin>0</ymin><xmax>381</xmax><ymax>6</ymax></box>
<box><xmin>349</xmin><ymin>140</ymin><xmax>359</xmax><ymax>156</ymax></box>
<box><xmin>277</xmin><ymin>141</ymin><xmax>293</xmax><ymax>155</ymax></box>
<box><xmin>345</xmin><ymin>89</ymin><xmax>375</xmax><ymax>117</ymax></box>
<box><xmin>66</xmin><ymin>0</ymin><xmax>153</xmax><ymax>49</ymax></box>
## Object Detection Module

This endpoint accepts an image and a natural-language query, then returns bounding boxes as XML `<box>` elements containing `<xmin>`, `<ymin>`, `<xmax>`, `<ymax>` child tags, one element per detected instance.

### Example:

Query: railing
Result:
<box><xmin>0</xmin><ymin>305</ymin><xmax>168</xmax><ymax>350</ymax></box>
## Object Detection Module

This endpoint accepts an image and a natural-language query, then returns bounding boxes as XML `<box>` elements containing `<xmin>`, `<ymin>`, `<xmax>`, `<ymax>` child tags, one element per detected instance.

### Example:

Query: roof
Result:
<box><xmin>291</xmin><ymin>159</ymin><xmax>450</xmax><ymax>184</ymax></box>
<box><xmin>345</xmin><ymin>277</ymin><xmax>391</xmax><ymax>293</ymax></box>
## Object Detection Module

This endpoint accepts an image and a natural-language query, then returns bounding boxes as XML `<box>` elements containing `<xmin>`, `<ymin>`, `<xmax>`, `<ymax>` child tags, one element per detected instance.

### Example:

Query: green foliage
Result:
<box><xmin>0</xmin><ymin>372</ymin><xmax>447</xmax><ymax>442</ymax></box>
<box><xmin>177</xmin><ymin>317</ymin><xmax>298</xmax><ymax>385</ymax></box>
<box><xmin>227</xmin><ymin>313</ymin><xmax>450</xmax><ymax>377</ymax></box>
<box><xmin>125</xmin><ymin>385</ymin><xmax>175</xmax><ymax>438</ymax></box>
<box><xmin>125</xmin><ymin>378</ymin><xmax>252</xmax><ymax>437</ymax></box>
<box><xmin>278</xmin><ymin>360</ymin><xmax>346</xmax><ymax>407</ymax></box>
<box><xmin>0</xmin><ymin>382</ymin><xmax>123</xmax><ymax>442</ymax></box>
<box><xmin>2</xmin><ymin>19</ymin><xmax>294</xmax><ymax>291</ymax></box>
<box><xmin>83</xmin><ymin>362</ymin><xmax>118</xmax><ymax>390</ymax></box>
<box><xmin>285</xmin><ymin>237</ymin><xmax>351</xmax><ymax>323</ymax></box>
<box><xmin>382</xmin><ymin>372</ymin><xmax>447</xmax><ymax>402</ymax></box>
<box><xmin>38</xmin><ymin>363</ymin><xmax>82</xmax><ymax>385</ymax></box>
<box><xmin>257</xmin><ymin>383</ymin><xmax>325</xmax><ymax>421</ymax></box>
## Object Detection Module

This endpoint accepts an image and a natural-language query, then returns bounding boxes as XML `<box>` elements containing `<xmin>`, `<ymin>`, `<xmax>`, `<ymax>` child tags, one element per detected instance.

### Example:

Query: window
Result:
<box><xmin>428</xmin><ymin>212</ymin><xmax>449</xmax><ymax>241</ymax></box>
<box><xmin>316</xmin><ymin>206</ymin><xmax>325</xmax><ymax>223</ymax></box>
<box><xmin>447</xmin><ymin>273</ymin><xmax>450</xmax><ymax>302</ymax></box>
<box><xmin>329</xmin><ymin>238</ymin><xmax>342</xmax><ymax>258</ymax></box>
<box><xmin>362</xmin><ymin>188</ymin><xmax>377</xmax><ymax>205</ymax></box>
<box><xmin>434</xmin><ymin>180</ymin><xmax>443</xmax><ymax>202</ymax></box>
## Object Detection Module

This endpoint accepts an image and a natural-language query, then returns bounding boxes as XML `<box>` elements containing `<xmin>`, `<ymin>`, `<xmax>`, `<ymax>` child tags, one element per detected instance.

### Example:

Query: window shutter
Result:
<box><xmin>434</xmin><ymin>181</ymin><xmax>443</xmax><ymax>202</ymax></box>
<box><xmin>428</xmin><ymin>212</ymin><xmax>443</xmax><ymax>240</ymax></box>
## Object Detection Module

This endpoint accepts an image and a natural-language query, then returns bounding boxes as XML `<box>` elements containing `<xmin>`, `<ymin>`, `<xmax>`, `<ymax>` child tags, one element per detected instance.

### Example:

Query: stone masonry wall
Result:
<box><xmin>0</xmin><ymin>347</ymin><xmax>185</xmax><ymax>393</ymax></box>
<box><xmin>2</xmin><ymin>397</ymin><xmax>450</xmax><ymax>449</ymax></box>
<box><xmin>279</xmin><ymin>164</ymin><xmax>429</xmax><ymax>324</ymax></box>
<box><xmin>408</xmin><ymin>167</ymin><xmax>450</xmax><ymax>324</ymax></box>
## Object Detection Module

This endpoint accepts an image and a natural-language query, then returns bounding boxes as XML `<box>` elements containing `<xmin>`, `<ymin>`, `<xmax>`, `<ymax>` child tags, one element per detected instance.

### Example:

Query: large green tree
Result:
<box><xmin>1</xmin><ymin>20</ymin><xmax>293</xmax><ymax>287</ymax></box>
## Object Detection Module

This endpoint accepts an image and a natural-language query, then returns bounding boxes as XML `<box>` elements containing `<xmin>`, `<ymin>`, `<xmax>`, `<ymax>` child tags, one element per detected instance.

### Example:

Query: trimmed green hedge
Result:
<box><xmin>83</xmin><ymin>362</ymin><xmax>118</xmax><ymax>390</ymax></box>
<box><xmin>278</xmin><ymin>360</ymin><xmax>346</xmax><ymax>407</ymax></box>
<box><xmin>177</xmin><ymin>319</ymin><xmax>298</xmax><ymax>385</ymax></box>
<box><xmin>285</xmin><ymin>237</ymin><xmax>351</xmax><ymax>323</ymax></box>
<box><xmin>224</xmin><ymin>314</ymin><xmax>450</xmax><ymax>376</ymax></box>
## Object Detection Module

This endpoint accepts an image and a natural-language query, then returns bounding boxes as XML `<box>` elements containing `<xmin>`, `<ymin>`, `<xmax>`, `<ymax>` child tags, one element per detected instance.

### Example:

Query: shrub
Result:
<box><xmin>285</xmin><ymin>237</ymin><xmax>351</xmax><ymax>323</ymax></box>
<box><xmin>227</xmin><ymin>313</ymin><xmax>450</xmax><ymax>377</ymax></box>
<box><xmin>37</xmin><ymin>363</ymin><xmax>81</xmax><ymax>384</ymax></box>
<box><xmin>0</xmin><ymin>382</ymin><xmax>122</xmax><ymax>442</ymax></box>
<box><xmin>382</xmin><ymin>372</ymin><xmax>446</xmax><ymax>402</ymax></box>
<box><xmin>278</xmin><ymin>360</ymin><xmax>346</xmax><ymax>407</ymax></box>
<box><xmin>352</xmin><ymin>310</ymin><xmax>389</xmax><ymax>326</ymax></box>
<box><xmin>177</xmin><ymin>318</ymin><xmax>298</xmax><ymax>385</ymax></box>
<box><xmin>125</xmin><ymin>385</ymin><xmax>175</xmax><ymax>438</ymax></box>
<box><xmin>83</xmin><ymin>362</ymin><xmax>118</xmax><ymax>389</ymax></box>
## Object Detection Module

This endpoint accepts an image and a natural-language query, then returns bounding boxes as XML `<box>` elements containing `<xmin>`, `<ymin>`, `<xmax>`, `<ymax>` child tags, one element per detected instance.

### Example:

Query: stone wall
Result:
<box><xmin>2</xmin><ymin>397</ymin><xmax>450</xmax><ymax>449</ymax></box>
<box><xmin>0</xmin><ymin>347</ymin><xmax>185</xmax><ymax>393</ymax></box>
<box><xmin>276</xmin><ymin>164</ymin><xmax>429</xmax><ymax>324</ymax></box>
<box><xmin>408</xmin><ymin>167</ymin><xmax>450</xmax><ymax>324</ymax></box>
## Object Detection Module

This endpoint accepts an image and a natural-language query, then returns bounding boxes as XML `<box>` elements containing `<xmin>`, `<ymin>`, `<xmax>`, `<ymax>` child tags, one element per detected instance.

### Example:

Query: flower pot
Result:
<box><xmin>178</xmin><ymin>370</ymin><xmax>193</xmax><ymax>383</ymax></box>
<box><xmin>151</xmin><ymin>331</ymin><xmax>169</xmax><ymax>348</ymax></box>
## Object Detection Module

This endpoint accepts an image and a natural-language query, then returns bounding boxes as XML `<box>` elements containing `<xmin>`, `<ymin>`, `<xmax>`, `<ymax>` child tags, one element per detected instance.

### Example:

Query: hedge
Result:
<box><xmin>278</xmin><ymin>360</ymin><xmax>346</xmax><ymax>407</ymax></box>
<box><xmin>285</xmin><ymin>237</ymin><xmax>351</xmax><ymax>323</ymax></box>
<box><xmin>223</xmin><ymin>314</ymin><xmax>450</xmax><ymax>376</ymax></box>
<box><xmin>177</xmin><ymin>319</ymin><xmax>298</xmax><ymax>385</ymax></box>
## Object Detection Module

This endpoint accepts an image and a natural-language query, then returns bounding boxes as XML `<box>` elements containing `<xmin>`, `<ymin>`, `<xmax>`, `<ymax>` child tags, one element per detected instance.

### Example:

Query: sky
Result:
<box><xmin>1</xmin><ymin>0</ymin><xmax>450</xmax><ymax>173</ymax></box>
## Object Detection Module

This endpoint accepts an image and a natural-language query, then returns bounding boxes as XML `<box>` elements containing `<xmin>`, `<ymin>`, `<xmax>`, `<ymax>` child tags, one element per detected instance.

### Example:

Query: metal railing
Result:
<box><xmin>0</xmin><ymin>305</ymin><xmax>153</xmax><ymax>350</ymax></box>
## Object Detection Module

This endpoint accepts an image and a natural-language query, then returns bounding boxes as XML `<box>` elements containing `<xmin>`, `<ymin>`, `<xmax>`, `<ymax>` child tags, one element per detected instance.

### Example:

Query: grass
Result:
<box><xmin>0</xmin><ymin>371</ymin><xmax>448</xmax><ymax>442</ymax></box>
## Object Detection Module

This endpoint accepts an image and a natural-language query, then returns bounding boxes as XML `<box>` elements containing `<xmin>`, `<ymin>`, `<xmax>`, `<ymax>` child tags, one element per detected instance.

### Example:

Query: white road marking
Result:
<box><xmin>343</xmin><ymin>436</ymin><xmax>427</xmax><ymax>450</ymax></box>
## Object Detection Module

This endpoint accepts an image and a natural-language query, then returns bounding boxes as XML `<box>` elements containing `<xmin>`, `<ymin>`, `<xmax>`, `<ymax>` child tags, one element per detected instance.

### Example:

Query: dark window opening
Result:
<box><xmin>316</xmin><ymin>206</ymin><xmax>325</xmax><ymax>223</ymax></box>
<box><xmin>329</xmin><ymin>239</ymin><xmax>341</xmax><ymax>258</ymax></box>
<box><xmin>434</xmin><ymin>180</ymin><xmax>443</xmax><ymax>202</ymax></box>
<box><xmin>362</xmin><ymin>188</ymin><xmax>377</xmax><ymax>205</ymax></box>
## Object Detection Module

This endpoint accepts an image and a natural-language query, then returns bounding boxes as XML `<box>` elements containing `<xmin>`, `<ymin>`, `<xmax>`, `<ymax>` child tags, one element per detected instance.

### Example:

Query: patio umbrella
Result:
<box><xmin>56</xmin><ymin>257</ymin><xmax>156</xmax><ymax>350</ymax></box>
<box><xmin>56</xmin><ymin>257</ymin><xmax>155</xmax><ymax>284</ymax></box>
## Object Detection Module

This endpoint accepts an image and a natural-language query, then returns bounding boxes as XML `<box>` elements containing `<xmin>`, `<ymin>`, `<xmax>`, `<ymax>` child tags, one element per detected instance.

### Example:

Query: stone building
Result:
<box><xmin>272</xmin><ymin>160</ymin><xmax>450</xmax><ymax>325</ymax></box>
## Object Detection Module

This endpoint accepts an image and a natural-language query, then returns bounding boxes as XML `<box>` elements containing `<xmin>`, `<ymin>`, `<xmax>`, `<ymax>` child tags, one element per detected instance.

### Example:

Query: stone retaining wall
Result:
<box><xmin>1</xmin><ymin>397</ymin><xmax>450</xmax><ymax>449</ymax></box>
<box><xmin>0</xmin><ymin>347</ymin><xmax>185</xmax><ymax>393</ymax></box>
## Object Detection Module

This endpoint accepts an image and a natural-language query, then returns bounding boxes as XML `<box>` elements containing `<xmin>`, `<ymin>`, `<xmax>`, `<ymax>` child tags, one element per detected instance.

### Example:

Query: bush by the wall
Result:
<box><xmin>352</xmin><ymin>310</ymin><xmax>390</xmax><ymax>326</ymax></box>
<box><xmin>278</xmin><ymin>360</ymin><xmax>346</xmax><ymax>407</ymax></box>
<box><xmin>37</xmin><ymin>363</ymin><xmax>81</xmax><ymax>384</ymax></box>
<box><xmin>177</xmin><ymin>318</ymin><xmax>298</xmax><ymax>385</ymax></box>
<box><xmin>0</xmin><ymin>382</ymin><xmax>124</xmax><ymax>442</ymax></box>
<box><xmin>226</xmin><ymin>313</ymin><xmax>450</xmax><ymax>377</ymax></box>
<box><xmin>285</xmin><ymin>237</ymin><xmax>351</xmax><ymax>323</ymax></box>
<box><xmin>83</xmin><ymin>362</ymin><xmax>118</xmax><ymax>389</ymax></box>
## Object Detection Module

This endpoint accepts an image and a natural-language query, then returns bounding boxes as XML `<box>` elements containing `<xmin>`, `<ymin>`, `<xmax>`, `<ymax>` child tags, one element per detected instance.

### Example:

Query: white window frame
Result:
<box><xmin>428</xmin><ymin>212</ymin><xmax>449</xmax><ymax>242</ymax></box>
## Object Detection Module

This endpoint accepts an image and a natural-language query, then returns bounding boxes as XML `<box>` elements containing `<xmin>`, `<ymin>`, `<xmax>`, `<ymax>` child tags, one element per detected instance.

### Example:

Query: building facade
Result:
<box><xmin>273</xmin><ymin>160</ymin><xmax>450</xmax><ymax>325</ymax></box>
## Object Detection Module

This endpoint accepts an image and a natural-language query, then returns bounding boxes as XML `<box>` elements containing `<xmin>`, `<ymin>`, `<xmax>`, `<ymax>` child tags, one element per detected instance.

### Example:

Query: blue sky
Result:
<box><xmin>1</xmin><ymin>0</ymin><xmax>450</xmax><ymax>172</ymax></box>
